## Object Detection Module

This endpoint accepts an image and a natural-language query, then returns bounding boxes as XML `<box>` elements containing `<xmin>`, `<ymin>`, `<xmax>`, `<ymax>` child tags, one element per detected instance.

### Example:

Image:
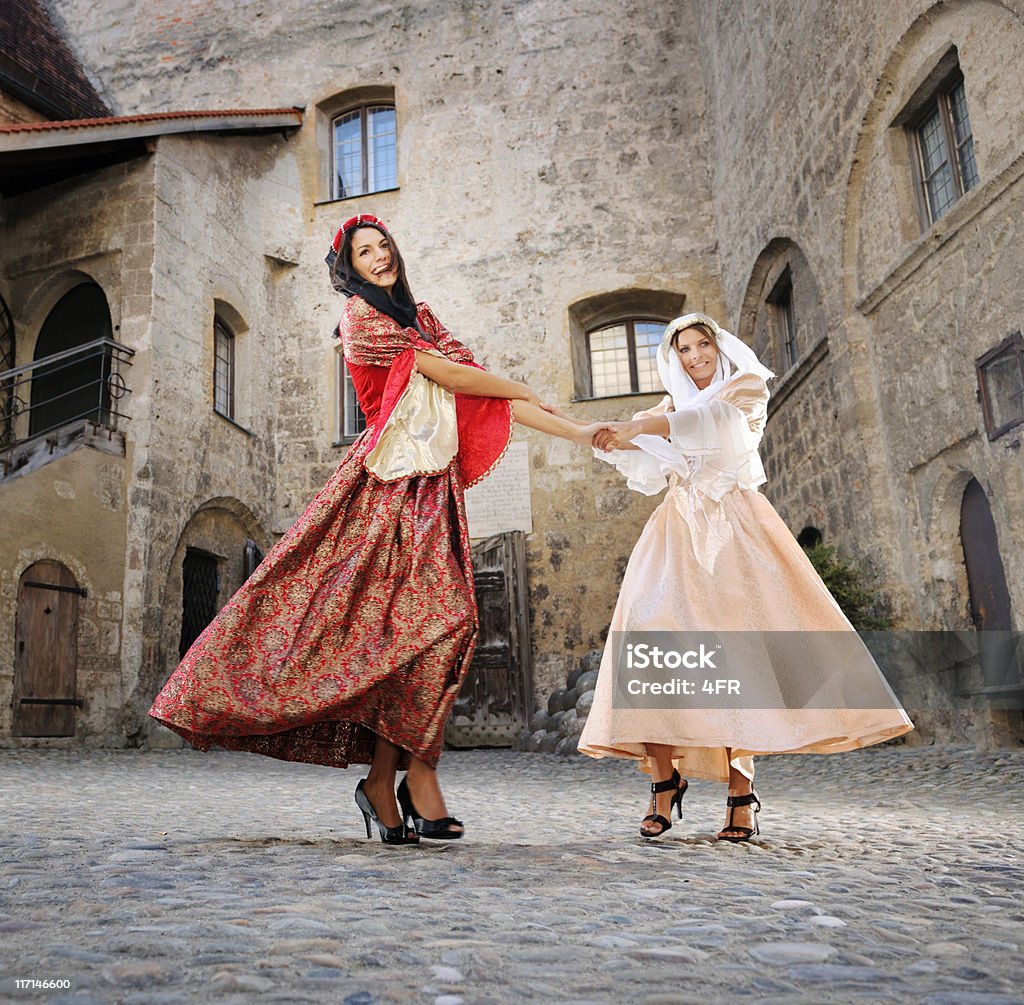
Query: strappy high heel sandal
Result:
<box><xmin>354</xmin><ymin>779</ymin><xmax>419</xmax><ymax>845</ymax></box>
<box><xmin>640</xmin><ymin>769</ymin><xmax>688</xmax><ymax>838</ymax></box>
<box><xmin>396</xmin><ymin>776</ymin><xmax>464</xmax><ymax>840</ymax></box>
<box><xmin>717</xmin><ymin>790</ymin><xmax>761</xmax><ymax>842</ymax></box>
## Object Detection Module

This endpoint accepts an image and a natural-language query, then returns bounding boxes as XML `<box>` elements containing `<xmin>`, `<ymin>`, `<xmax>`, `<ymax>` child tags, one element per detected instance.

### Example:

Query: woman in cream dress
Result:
<box><xmin>577</xmin><ymin>313</ymin><xmax>913</xmax><ymax>840</ymax></box>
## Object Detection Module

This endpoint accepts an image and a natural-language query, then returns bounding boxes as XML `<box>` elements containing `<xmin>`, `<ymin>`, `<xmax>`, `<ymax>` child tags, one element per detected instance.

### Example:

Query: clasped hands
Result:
<box><xmin>539</xmin><ymin>401</ymin><xmax>641</xmax><ymax>451</ymax></box>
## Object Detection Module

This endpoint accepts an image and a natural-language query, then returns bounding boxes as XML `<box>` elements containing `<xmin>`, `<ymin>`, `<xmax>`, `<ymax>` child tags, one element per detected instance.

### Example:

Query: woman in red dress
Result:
<box><xmin>150</xmin><ymin>214</ymin><xmax>599</xmax><ymax>844</ymax></box>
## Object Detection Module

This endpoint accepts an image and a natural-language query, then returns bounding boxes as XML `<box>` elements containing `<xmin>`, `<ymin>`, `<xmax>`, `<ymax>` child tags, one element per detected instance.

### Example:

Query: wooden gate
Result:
<box><xmin>960</xmin><ymin>478</ymin><xmax>1021</xmax><ymax>691</ymax></box>
<box><xmin>12</xmin><ymin>561</ymin><xmax>83</xmax><ymax>737</ymax></box>
<box><xmin>446</xmin><ymin>531</ymin><xmax>533</xmax><ymax>747</ymax></box>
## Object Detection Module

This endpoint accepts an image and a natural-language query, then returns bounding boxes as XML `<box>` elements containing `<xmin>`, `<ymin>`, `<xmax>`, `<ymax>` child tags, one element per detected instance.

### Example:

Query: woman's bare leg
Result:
<box><xmin>362</xmin><ymin>735</ymin><xmax>402</xmax><ymax>828</ymax></box>
<box><xmin>718</xmin><ymin>750</ymin><xmax>757</xmax><ymax>839</ymax></box>
<box><xmin>640</xmin><ymin>743</ymin><xmax>683</xmax><ymax>837</ymax></box>
<box><xmin>404</xmin><ymin>757</ymin><xmax>464</xmax><ymax>834</ymax></box>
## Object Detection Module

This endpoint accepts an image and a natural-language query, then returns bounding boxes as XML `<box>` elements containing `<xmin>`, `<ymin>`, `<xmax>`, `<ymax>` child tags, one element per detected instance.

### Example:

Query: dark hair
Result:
<box><xmin>671</xmin><ymin>321</ymin><xmax>717</xmax><ymax>351</ymax></box>
<box><xmin>332</xmin><ymin>222</ymin><xmax>416</xmax><ymax>306</ymax></box>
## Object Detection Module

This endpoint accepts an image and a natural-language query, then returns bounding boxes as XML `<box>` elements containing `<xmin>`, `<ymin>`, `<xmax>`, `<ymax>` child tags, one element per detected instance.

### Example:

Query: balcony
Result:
<box><xmin>0</xmin><ymin>338</ymin><xmax>135</xmax><ymax>482</ymax></box>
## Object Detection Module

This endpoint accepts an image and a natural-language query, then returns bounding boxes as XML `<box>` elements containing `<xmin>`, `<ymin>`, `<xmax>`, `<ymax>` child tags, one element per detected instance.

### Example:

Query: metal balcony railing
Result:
<box><xmin>0</xmin><ymin>337</ymin><xmax>134</xmax><ymax>450</ymax></box>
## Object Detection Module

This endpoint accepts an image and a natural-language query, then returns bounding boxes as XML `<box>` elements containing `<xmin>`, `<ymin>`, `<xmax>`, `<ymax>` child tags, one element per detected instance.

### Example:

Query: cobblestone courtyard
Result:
<box><xmin>1</xmin><ymin>744</ymin><xmax>1023</xmax><ymax>1005</ymax></box>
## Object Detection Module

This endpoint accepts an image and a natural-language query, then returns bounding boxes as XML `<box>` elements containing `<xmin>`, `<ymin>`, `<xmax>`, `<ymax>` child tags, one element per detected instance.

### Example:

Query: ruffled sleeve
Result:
<box><xmin>339</xmin><ymin>295</ymin><xmax>419</xmax><ymax>366</ymax></box>
<box><xmin>597</xmin><ymin>373</ymin><xmax>769</xmax><ymax>497</ymax></box>
<box><xmin>666</xmin><ymin>373</ymin><xmax>768</xmax><ymax>450</ymax></box>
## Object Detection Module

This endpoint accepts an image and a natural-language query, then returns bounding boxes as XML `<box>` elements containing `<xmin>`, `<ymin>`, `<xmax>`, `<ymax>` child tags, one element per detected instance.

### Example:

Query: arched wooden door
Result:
<box><xmin>12</xmin><ymin>561</ymin><xmax>83</xmax><ymax>736</ymax></box>
<box><xmin>960</xmin><ymin>478</ymin><xmax>1019</xmax><ymax>690</ymax></box>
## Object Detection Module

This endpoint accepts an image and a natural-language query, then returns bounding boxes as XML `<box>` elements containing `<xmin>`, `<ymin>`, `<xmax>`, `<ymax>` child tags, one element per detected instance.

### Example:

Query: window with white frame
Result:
<box><xmin>332</xmin><ymin>104</ymin><xmax>398</xmax><ymax>200</ymax></box>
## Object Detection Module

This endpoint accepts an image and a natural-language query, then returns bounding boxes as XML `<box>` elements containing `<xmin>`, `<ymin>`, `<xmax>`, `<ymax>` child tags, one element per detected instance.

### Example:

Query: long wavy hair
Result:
<box><xmin>331</xmin><ymin>221</ymin><xmax>416</xmax><ymax>307</ymax></box>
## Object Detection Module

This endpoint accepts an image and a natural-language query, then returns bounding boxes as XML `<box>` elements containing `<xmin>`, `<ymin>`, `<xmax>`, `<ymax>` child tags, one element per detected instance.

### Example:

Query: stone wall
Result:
<box><xmin>124</xmin><ymin>133</ymin><xmax>296</xmax><ymax>733</ymax></box>
<box><xmin>4</xmin><ymin>0</ymin><xmax>1020</xmax><ymax>745</ymax></box>
<box><xmin>0</xmin><ymin>447</ymin><xmax>128</xmax><ymax>744</ymax></box>
<box><xmin>0</xmin><ymin>159</ymin><xmax>153</xmax><ymax>744</ymax></box>
<box><xmin>41</xmin><ymin>0</ymin><xmax>725</xmax><ymax>705</ymax></box>
<box><xmin>697</xmin><ymin>0</ymin><xmax>1024</xmax><ymax>633</ymax></box>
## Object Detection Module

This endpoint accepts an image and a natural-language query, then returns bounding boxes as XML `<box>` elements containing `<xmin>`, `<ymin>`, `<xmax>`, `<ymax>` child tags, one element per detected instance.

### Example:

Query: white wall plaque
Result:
<box><xmin>465</xmin><ymin>439</ymin><xmax>533</xmax><ymax>539</ymax></box>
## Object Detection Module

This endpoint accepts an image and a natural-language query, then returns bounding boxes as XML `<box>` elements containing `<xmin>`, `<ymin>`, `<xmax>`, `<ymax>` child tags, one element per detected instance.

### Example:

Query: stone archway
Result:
<box><xmin>960</xmin><ymin>477</ymin><xmax>1019</xmax><ymax>689</ymax></box>
<box><xmin>29</xmin><ymin>282</ymin><xmax>113</xmax><ymax>437</ymax></box>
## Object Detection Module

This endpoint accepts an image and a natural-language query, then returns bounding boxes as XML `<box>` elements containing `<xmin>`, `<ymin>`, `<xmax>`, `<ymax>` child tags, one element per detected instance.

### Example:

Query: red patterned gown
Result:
<box><xmin>149</xmin><ymin>296</ymin><xmax>513</xmax><ymax>769</ymax></box>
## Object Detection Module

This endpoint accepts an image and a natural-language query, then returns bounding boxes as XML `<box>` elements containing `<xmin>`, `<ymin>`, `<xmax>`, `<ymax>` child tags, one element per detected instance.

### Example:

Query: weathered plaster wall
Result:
<box><xmin>44</xmin><ymin>0</ymin><xmax>723</xmax><ymax>701</ymax></box>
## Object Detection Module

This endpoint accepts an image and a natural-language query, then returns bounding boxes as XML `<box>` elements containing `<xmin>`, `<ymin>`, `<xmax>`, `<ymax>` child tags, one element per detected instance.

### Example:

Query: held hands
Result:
<box><xmin>592</xmin><ymin>420</ymin><xmax>642</xmax><ymax>451</ymax></box>
<box><xmin>535</xmin><ymin>400</ymin><xmax>639</xmax><ymax>449</ymax></box>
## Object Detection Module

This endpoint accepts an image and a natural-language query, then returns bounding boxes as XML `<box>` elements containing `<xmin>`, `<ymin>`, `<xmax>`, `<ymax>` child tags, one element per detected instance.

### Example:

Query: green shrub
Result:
<box><xmin>803</xmin><ymin>544</ymin><xmax>892</xmax><ymax>631</ymax></box>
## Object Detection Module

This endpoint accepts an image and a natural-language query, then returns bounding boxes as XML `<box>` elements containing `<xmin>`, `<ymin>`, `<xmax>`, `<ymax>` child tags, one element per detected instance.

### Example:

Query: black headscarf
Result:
<box><xmin>325</xmin><ymin>245</ymin><xmax>420</xmax><ymax>332</ymax></box>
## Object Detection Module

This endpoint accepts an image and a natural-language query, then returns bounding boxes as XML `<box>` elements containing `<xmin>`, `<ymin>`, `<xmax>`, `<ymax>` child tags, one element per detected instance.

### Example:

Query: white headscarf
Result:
<box><xmin>657</xmin><ymin>312</ymin><xmax>774</xmax><ymax>410</ymax></box>
<box><xmin>596</xmin><ymin>312</ymin><xmax>774</xmax><ymax>498</ymax></box>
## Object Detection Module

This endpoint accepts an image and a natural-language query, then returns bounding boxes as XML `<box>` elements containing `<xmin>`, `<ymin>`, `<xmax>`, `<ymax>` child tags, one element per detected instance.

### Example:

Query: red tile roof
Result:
<box><xmin>0</xmin><ymin>0</ymin><xmax>109</xmax><ymax>119</ymax></box>
<box><xmin>0</xmin><ymin>108</ymin><xmax>304</xmax><ymax>134</ymax></box>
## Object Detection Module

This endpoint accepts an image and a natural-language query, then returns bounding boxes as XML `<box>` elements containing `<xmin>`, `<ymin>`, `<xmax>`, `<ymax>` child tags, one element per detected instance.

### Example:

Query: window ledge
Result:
<box><xmin>766</xmin><ymin>334</ymin><xmax>830</xmax><ymax>417</ymax></box>
<box><xmin>214</xmin><ymin>411</ymin><xmax>253</xmax><ymax>437</ymax></box>
<box><xmin>314</xmin><ymin>188</ymin><xmax>400</xmax><ymax>208</ymax></box>
<box><xmin>570</xmin><ymin>391</ymin><xmax>665</xmax><ymax>404</ymax></box>
<box><xmin>856</xmin><ymin>149</ymin><xmax>1024</xmax><ymax>316</ymax></box>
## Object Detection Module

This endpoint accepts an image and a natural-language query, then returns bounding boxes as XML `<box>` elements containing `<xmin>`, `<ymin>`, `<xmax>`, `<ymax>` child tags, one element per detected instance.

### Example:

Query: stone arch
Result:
<box><xmin>150</xmin><ymin>497</ymin><xmax>274</xmax><ymax>703</ymax></box>
<box><xmin>19</xmin><ymin>266</ymin><xmax>120</xmax><ymax>359</ymax></box>
<box><xmin>28</xmin><ymin>281</ymin><xmax>113</xmax><ymax>437</ymax></box>
<box><xmin>923</xmin><ymin>466</ymin><xmax>979</xmax><ymax>630</ymax></box>
<box><xmin>841</xmin><ymin>0</ymin><xmax>1024</xmax><ymax>310</ymax></box>
<box><xmin>738</xmin><ymin>237</ymin><xmax>827</xmax><ymax>377</ymax></box>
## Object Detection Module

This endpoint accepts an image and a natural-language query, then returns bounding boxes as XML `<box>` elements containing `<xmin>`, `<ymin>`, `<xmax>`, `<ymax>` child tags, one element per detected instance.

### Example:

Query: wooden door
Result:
<box><xmin>446</xmin><ymin>531</ymin><xmax>534</xmax><ymax>747</ymax></box>
<box><xmin>960</xmin><ymin>478</ymin><xmax>1020</xmax><ymax>689</ymax></box>
<box><xmin>12</xmin><ymin>561</ymin><xmax>82</xmax><ymax>736</ymax></box>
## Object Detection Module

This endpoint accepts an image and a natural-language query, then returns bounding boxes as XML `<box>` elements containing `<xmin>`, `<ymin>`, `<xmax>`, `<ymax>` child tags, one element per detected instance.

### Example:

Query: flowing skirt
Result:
<box><xmin>149</xmin><ymin>433</ymin><xmax>477</xmax><ymax>769</ymax></box>
<box><xmin>578</xmin><ymin>487</ymin><xmax>913</xmax><ymax>782</ymax></box>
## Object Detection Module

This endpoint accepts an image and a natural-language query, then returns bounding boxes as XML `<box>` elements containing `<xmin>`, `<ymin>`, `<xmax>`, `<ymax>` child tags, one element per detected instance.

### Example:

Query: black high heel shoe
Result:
<box><xmin>717</xmin><ymin>790</ymin><xmax>761</xmax><ymax>842</ymax></box>
<box><xmin>640</xmin><ymin>769</ymin><xmax>688</xmax><ymax>838</ymax></box>
<box><xmin>354</xmin><ymin>779</ymin><xmax>419</xmax><ymax>845</ymax></box>
<box><xmin>396</xmin><ymin>776</ymin><xmax>464</xmax><ymax>840</ymax></box>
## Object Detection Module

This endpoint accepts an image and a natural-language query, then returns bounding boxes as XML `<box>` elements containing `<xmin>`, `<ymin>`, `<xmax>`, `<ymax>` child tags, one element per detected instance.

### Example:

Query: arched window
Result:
<box><xmin>30</xmin><ymin>282</ymin><xmax>112</xmax><ymax>436</ymax></box>
<box><xmin>741</xmin><ymin>239</ymin><xmax>825</xmax><ymax>381</ymax></box>
<box><xmin>568</xmin><ymin>290</ymin><xmax>685</xmax><ymax>400</ymax></box>
<box><xmin>332</xmin><ymin>103</ymin><xmax>397</xmax><ymax>199</ymax></box>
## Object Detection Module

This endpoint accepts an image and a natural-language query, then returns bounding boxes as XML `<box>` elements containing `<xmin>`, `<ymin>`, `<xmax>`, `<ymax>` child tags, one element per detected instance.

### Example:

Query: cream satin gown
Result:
<box><xmin>578</xmin><ymin>373</ymin><xmax>913</xmax><ymax>781</ymax></box>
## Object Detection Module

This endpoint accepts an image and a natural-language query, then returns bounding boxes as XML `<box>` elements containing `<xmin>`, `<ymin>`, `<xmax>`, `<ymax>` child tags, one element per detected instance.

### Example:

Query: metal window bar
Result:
<box><xmin>0</xmin><ymin>337</ymin><xmax>134</xmax><ymax>449</ymax></box>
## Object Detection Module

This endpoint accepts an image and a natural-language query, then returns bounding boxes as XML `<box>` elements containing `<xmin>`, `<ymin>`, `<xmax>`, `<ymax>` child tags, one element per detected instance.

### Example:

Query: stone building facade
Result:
<box><xmin>1</xmin><ymin>0</ymin><xmax>1021</xmax><ymax>750</ymax></box>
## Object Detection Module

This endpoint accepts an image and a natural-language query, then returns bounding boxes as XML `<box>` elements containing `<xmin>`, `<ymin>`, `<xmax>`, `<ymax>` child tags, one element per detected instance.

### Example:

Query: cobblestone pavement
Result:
<box><xmin>1</xmin><ymin>744</ymin><xmax>1023</xmax><ymax>1005</ymax></box>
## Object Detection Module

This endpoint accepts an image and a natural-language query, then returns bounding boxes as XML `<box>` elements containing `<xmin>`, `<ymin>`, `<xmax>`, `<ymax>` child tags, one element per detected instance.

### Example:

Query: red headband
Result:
<box><xmin>331</xmin><ymin>213</ymin><xmax>388</xmax><ymax>252</ymax></box>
